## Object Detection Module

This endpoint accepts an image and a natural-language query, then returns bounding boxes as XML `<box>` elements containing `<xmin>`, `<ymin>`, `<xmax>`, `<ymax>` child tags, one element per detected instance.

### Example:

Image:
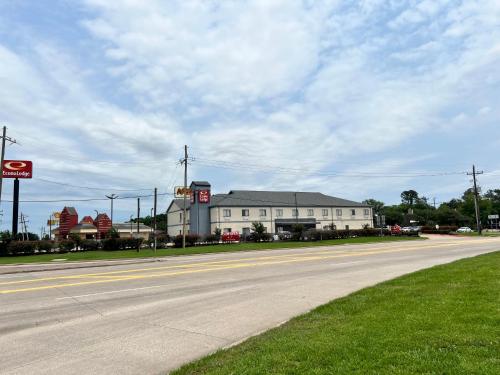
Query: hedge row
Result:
<box><xmin>420</xmin><ymin>225</ymin><xmax>459</xmax><ymax>234</ymax></box>
<box><xmin>1</xmin><ymin>238</ymin><xmax>144</xmax><ymax>256</ymax></box>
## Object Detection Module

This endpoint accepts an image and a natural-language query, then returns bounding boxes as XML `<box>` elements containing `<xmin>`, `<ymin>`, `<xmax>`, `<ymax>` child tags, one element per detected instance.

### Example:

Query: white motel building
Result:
<box><xmin>167</xmin><ymin>181</ymin><xmax>373</xmax><ymax>237</ymax></box>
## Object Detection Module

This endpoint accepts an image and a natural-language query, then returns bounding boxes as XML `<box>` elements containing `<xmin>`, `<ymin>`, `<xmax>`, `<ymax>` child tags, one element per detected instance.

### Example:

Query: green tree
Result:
<box><xmin>401</xmin><ymin>190</ymin><xmax>419</xmax><ymax>206</ymax></box>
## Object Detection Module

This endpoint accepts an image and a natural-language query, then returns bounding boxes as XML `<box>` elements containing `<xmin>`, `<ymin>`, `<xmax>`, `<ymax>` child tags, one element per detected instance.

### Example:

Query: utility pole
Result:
<box><xmin>433</xmin><ymin>197</ymin><xmax>436</xmax><ymax>209</ymax></box>
<box><xmin>467</xmin><ymin>165</ymin><xmax>484</xmax><ymax>235</ymax></box>
<box><xmin>181</xmin><ymin>145</ymin><xmax>188</xmax><ymax>248</ymax></box>
<box><xmin>294</xmin><ymin>192</ymin><xmax>299</xmax><ymax>224</ymax></box>
<box><xmin>136</xmin><ymin>197</ymin><xmax>140</xmax><ymax>252</ymax></box>
<box><xmin>0</xmin><ymin>126</ymin><xmax>17</xmax><ymax>207</ymax></box>
<box><xmin>49</xmin><ymin>216</ymin><xmax>52</xmax><ymax>240</ymax></box>
<box><xmin>153</xmin><ymin>187</ymin><xmax>157</xmax><ymax>253</ymax></box>
<box><xmin>105</xmin><ymin>194</ymin><xmax>118</xmax><ymax>223</ymax></box>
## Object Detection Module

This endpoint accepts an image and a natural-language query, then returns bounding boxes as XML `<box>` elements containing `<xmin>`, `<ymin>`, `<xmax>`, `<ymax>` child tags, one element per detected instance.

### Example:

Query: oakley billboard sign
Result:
<box><xmin>2</xmin><ymin>160</ymin><xmax>33</xmax><ymax>179</ymax></box>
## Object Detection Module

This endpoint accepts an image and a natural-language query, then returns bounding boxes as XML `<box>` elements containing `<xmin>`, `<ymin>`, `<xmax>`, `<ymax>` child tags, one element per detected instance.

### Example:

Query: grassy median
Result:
<box><xmin>173</xmin><ymin>251</ymin><xmax>500</xmax><ymax>375</ymax></box>
<box><xmin>0</xmin><ymin>236</ymin><xmax>422</xmax><ymax>265</ymax></box>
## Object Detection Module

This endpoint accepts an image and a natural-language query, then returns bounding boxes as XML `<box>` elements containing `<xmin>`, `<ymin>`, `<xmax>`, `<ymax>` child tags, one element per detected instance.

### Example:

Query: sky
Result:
<box><xmin>0</xmin><ymin>0</ymin><xmax>499</xmax><ymax>234</ymax></box>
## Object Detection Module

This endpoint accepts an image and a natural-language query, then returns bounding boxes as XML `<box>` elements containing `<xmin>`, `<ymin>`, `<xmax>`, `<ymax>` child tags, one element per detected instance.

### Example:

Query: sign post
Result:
<box><xmin>2</xmin><ymin>160</ymin><xmax>32</xmax><ymax>236</ymax></box>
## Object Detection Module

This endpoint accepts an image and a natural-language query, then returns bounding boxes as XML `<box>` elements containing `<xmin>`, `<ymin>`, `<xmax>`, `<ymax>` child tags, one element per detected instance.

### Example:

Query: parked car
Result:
<box><xmin>401</xmin><ymin>227</ymin><xmax>412</xmax><ymax>233</ymax></box>
<box><xmin>456</xmin><ymin>227</ymin><xmax>473</xmax><ymax>233</ymax></box>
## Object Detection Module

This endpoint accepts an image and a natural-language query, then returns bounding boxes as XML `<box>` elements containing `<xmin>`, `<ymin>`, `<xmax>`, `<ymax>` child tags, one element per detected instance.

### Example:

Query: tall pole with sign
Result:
<box><xmin>12</xmin><ymin>178</ymin><xmax>19</xmax><ymax>236</ymax></box>
<box><xmin>182</xmin><ymin>145</ymin><xmax>188</xmax><ymax>249</ymax></box>
<box><xmin>0</xmin><ymin>127</ymin><xmax>18</xmax><ymax>207</ymax></box>
<box><xmin>153</xmin><ymin>187</ymin><xmax>157</xmax><ymax>253</ymax></box>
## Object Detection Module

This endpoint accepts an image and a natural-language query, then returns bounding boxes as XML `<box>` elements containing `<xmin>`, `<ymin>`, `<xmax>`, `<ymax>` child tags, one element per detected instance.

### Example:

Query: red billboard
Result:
<box><xmin>2</xmin><ymin>160</ymin><xmax>33</xmax><ymax>179</ymax></box>
<box><xmin>198</xmin><ymin>189</ymin><xmax>210</xmax><ymax>203</ymax></box>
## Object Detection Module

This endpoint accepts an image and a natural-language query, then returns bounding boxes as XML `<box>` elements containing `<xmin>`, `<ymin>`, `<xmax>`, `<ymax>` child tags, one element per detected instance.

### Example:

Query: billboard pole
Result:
<box><xmin>12</xmin><ymin>178</ymin><xmax>19</xmax><ymax>236</ymax></box>
<box><xmin>0</xmin><ymin>127</ymin><xmax>18</xmax><ymax>207</ymax></box>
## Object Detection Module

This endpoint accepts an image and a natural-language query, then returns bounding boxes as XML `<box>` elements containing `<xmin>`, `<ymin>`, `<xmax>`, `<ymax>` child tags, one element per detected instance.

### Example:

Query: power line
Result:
<box><xmin>2</xmin><ymin>192</ymin><xmax>173</xmax><ymax>203</ymax></box>
<box><xmin>35</xmin><ymin>177</ymin><xmax>154</xmax><ymax>192</ymax></box>
<box><xmin>189</xmin><ymin>156</ymin><xmax>468</xmax><ymax>178</ymax></box>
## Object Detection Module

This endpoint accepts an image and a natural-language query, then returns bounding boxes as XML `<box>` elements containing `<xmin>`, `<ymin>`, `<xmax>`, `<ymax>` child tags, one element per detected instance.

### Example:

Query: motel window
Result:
<box><xmin>322</xmin><ymin>209</ymin><xmax>329</xmax><ymax>217</ymax></box>
<box><xmin>292</xmin><ymin>209</ymin><xmax>299</xmax><ymax>217</ymax></box>
<box><xmin>223</xmin><ymin>209</ymin><xmax>231</xmax><ymax>217</ymax></box>
<box><xmin>345</xmin><ymin>225</ymin><xmax>350</xmax><ymax>230</ymax></box>
<box><xmin>307</xmin><ymin>209</ymin><xmax>314</xmax><ymax>216</ymax></box>
<box><xmin>242</xmin><ymin>209</ymin><xmax>249</xmax><ymax>217</ymax></box>
<box><xmin>259</xmin><ymin>209</ymin><xmax>267</xmax><ymax>217</ymax></box>
<box><xmin>276</xmin><ymin>209</ymin><xmax>283</xmax><ymax>217</ymax></box>
<box><xmin>351</xmin><ymin>209</ymin><xmax>356</xmax><ymax>216</ymax></box>
<box><xmin>179</xmin><ymin>213</ymin><xmax>182</xmax><ymax>222</ymax></box>
<box><xmin>223</xmin><ymin>228</ymin><xmax>232</xmax><ymax>233</ymax></box>
<box><xmin>336</xmin><ymin>209</ymin><xmax>342</xmax><ymax>216</ymax></box>
<box><xmin>364</xmin><ymin>209</ymin><xmax>370</xmax><ymax>216</ymax></box>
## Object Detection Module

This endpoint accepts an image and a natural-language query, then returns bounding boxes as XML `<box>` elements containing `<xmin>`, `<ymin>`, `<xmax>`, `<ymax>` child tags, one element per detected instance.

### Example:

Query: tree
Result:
<box><xmin>362</xmin><ymin>199</ymin><xmax>384</xmax><ymax>213</ymax></box>
<box><xmin>251</xmin><ymin>222</ymin><xmax>266</xmax><ymax>242</ymax></box>
<box><xmin>400</xmin><ymin>190</ymin><xmax>419</xmax><ymax>206</ymax></box>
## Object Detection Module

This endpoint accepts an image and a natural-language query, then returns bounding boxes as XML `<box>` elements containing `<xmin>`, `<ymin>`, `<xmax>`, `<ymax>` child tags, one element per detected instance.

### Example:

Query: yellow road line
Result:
<box><xmin>0</xmin><ymin>241</ymin><xmax>487</xmax><ymax>295</ymax></box>
<box><xmin>0</xmin><ymin>241</ymin><xmax>461</xmax><ymax>286</ymax></box>
<box><xmin>1</xmin><ymin>237</ymin><xmax>496</xmax><ymax>288</ymax></box>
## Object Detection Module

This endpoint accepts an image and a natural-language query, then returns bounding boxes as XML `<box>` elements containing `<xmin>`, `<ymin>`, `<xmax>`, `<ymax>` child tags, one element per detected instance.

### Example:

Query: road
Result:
<box><xmin>0</xmin><ymin>236</ymin><xmax>499</xmax><ymax>375</ymax></box>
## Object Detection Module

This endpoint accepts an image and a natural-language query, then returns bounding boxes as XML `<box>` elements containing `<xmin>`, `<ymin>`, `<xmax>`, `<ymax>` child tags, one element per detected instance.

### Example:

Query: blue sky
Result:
<box><xmin>0</xmin><ymin>0</ymin><xmax>499</xmax><ymax>233</ymax></box>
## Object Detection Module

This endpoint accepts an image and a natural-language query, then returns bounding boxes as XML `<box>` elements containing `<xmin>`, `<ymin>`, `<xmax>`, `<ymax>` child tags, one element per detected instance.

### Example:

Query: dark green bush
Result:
<box><xmin>7</xmin><ymin>241</ymin><xmax>36</xmax><ymax>255</ymax></box>
<box><xmin>58</xmin><ymin>240</ymin><xmax>75</xmax><ymax>253</ymax></box>
<box><xmin>173</xmin><ymin>234</ymin><xmax>199</xmax><ymax>248</ymax></box>
<box><xmin>81</xmin><ymin>240</ymin><xmax>99</xmax><ymax>251</ymax></box>
<box><xmin>37</xmin><ymin>241</ymin><xmax>55</xmax><ymax>253</ymax></box>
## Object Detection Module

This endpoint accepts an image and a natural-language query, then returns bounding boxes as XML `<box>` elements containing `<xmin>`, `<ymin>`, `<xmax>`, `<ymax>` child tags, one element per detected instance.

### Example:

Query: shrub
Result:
<box><xmin>173</xmin><ymin>234</ymin><xmax>200</xmax><ymax>248</ymax></box>
<box><xmin>81</xmin><ymin>240</ymin><xmax>99</xmax><ymax>251</ymax></box>
<box><xmin>204</xmin><ymin>234</ymin><xmax>218</xmax><ymax>244</ymax></box>
<box><xmin>7</xmin><ymin>241</ymin><xmax>36</xmax><ymax>255</ymax></box>
<box><xmin>37</xmin><ymin>241</ymin><xmax>55</xmax><ymax>253</ymax></box>
<box><xmin>58</xmin><ymin>240</ymin><xmax>75</xmax><ymax>253</ymax></box>
<box><xmin>102</xmin><ymin>238</ymin><xmax>119</xmax><ymax>250</ymax></box>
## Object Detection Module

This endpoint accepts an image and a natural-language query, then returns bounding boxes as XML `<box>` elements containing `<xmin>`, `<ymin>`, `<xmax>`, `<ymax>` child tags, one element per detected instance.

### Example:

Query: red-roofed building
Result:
<box><xmin>58</xmin><ymin>207</ymin><xmax>78</xmax><ymax>239</ymax></box>
<box><xmin>94</xmin><ymin>213</ymin><xmax>112</xmax><ymax>239</ymax></box>
<box><xmin>80</xmin><ymin>216</ymin><xmax>94</xmax><ymax>225</ymax></box>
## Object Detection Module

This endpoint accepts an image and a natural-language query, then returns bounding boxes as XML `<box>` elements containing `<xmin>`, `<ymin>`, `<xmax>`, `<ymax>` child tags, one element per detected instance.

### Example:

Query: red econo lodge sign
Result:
<box><xmin>2</xmin><ymin>160</ymin><xmax>33</xmax><ymax>179</ymax></box>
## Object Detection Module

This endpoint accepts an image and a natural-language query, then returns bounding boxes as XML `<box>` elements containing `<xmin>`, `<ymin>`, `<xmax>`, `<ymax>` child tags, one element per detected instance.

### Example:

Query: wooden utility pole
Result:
<box><xmin>467</xmin><ymin>165</ymin><xmax>484</xmax><ymax>235</ymax></box>
<box><xmin>136</xmin><ymin>197</ymin><xmax>140</xmax><ymax>252</ymax></box>
<box><xmin>0</xmin><ymin>126</ymin><xmax>17</xmax><ymax>207</ymax></box>
<box><xmin>181</xmin><ymin>145</ymin><xmax>188</xmax><ymax>248</ymax></box>
<box><xmin>153</xmin><ymin>187</ymin><xmax>157</xmax><ymax>253</ymax></box>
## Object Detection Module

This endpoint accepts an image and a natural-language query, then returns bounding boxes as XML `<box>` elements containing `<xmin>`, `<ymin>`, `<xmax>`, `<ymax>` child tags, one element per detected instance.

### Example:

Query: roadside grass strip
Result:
<box><xmin>0</xmin><ymin>236</ymin><xmax>422</xmax><ymax>265</ymax></box>
<box><xmin>173</xmin><ymin>251</ymin><xmax>500</xmax><ymax>375</ymax></box>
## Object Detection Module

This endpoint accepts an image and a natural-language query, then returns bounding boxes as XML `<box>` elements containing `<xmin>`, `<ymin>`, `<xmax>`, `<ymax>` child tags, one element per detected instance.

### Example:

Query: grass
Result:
<box><xmin>173</xmin><ymin>251</ymin><xmax>500</xmax><ymax>375</ymax></box>
<box><xmin>0</xmin><ymin>236</ymin><xmax>422</xmax><ymax>265</ymax></box>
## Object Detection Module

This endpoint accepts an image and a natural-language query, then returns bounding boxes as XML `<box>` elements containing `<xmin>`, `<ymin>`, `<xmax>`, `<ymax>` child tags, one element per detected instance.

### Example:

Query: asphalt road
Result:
<box><xmin>1</xmin><ymin>236</ymin><xmax>499</xmax><ymax>375</ymax></box>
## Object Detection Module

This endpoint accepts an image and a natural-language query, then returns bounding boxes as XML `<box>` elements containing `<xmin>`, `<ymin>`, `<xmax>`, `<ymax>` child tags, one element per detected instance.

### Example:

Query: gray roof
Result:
<box><xmin>190</xmin><ymin>181</ymin><xmax>211</xmax><ymax>187</ymax></box>
<box><xmin>210</xmin><ymin>190</ymin><xmax>369</xmax><ymax>208</ymax></box>
<box><xmin>114</xmin><ymin>223</ymin><xmax>151</xmax><ymax>231</ymax></box>
<box><xmin>167</xmin><ymin>199</ymin><xmax>191</xmax><ymax>212</ymax></box>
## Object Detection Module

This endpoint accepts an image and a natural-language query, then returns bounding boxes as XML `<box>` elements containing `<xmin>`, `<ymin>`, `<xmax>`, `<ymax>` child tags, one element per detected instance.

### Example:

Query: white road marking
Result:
<box><xmin>55</xmin><ymin>260</ymin><xmax>365</xmax><ymax>300</ymax></box>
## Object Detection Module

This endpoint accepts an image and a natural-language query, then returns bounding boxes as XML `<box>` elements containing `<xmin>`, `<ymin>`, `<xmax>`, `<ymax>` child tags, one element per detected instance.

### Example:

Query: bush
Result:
<box><xmin>173</xmin><ymin>234</ymin><xmax>200</xmax><ymax>248</ymax></box>
<box><xmin>37</xmin><ymin>241</ymin><xmax>55</xmax><ymax>253</ymax></box>
<box><xmin>58</xmin><ymin>240</ymin><xmax>75</xmax><ymax>253</ymax></box>
<box><xmin>7</xmin><ymin>241</ymin><xmax>36</xmax><ymax>255</ymax></box>
<box><xmin>81</xmin><ymin>240</ymin><xmax>99</xmax><ymax>251</ymax></box>
<box><xmin>421</xmin><ymin>225</ymin><xmax>458</xmax><ymax>234</ymax></box>
<box><xmin>204</xmin><ymin>234</ymin><xmax>219</xmax><ymax>244</ymax></box>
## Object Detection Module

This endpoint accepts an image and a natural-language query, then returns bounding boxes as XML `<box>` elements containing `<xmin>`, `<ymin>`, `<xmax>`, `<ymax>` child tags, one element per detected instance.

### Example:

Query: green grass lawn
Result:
<box><xmin>0</xmin><ymin>236</ymin><xmax>421</xmax><ymax>265</ymax></box>
<box><xmin>173</xmin><ymin>251</ymin><xmax>500</xmax><ymax>375</ymax></box>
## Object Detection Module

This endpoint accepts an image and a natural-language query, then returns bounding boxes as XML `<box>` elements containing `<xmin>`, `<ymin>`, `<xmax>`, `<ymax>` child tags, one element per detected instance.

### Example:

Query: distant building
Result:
<box><xmin>53</xmin><ymin>206</ymin><xmax>151</xmax><ymax>241</ymax></box>
<box><xmin>167</xmin><ymin>181</ymin><xmax>373</xmax><ymax>237</ymax></box>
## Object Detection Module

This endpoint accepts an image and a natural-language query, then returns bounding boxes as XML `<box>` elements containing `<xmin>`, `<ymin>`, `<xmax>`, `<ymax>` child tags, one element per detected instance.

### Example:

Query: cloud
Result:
<box><xmin>0</xmin><ymin>0</ymin><xmax>499</xmax><ymax>231</ymax></box>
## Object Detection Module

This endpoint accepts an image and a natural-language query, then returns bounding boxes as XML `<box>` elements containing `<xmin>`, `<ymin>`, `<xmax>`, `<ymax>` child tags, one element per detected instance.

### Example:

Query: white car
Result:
<box><xmin>456</xmin><ymin>227</ymin><xmax>473</xmax><ymax>233</ymax></box>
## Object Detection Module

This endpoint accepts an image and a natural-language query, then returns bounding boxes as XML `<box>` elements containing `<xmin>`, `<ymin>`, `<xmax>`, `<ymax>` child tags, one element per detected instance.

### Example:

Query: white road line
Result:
<box><xmin>55</xmin><ymin>284</ymin><xmax>169</xmax><ymax>300</ymax></box>
<box><xmin>55</xmin><ymin>260</ymin><xmax>365</xmax><ymax>300</ymax></box>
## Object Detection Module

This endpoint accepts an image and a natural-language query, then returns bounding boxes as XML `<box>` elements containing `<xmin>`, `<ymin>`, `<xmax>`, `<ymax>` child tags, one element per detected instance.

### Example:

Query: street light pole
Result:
<box><xmin>105</xmin><ymin>194</ymin><xmax>118</xmax><ymax>223</ymax></box>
